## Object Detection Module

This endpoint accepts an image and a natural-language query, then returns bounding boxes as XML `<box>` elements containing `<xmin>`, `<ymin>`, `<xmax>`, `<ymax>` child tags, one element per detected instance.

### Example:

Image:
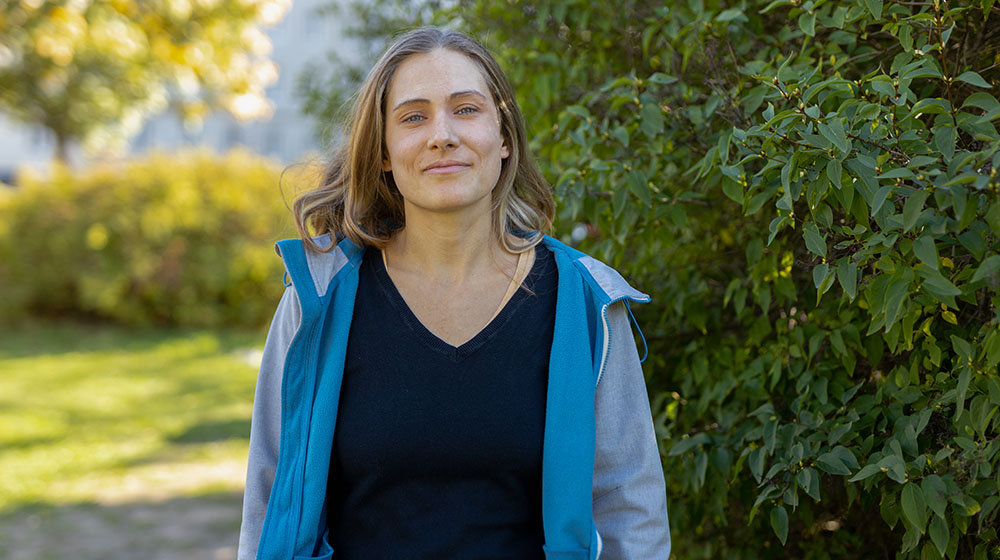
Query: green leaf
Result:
<box><xmin>827</xmin><ymin>159</ymin><xmax>842</xmax><ymax>189</ymax></box>
<box><xmin>864</xmin><ymin>0</ymin><xmax>883</xmax><ymax>18</ymax></box>
<box><xmin>955</xmin><ymin>365</ymin><xmax>972</xmax><ymax>421</ymax></box>
<box><xmin>798</xmin><ymin>11</ymin><xmax>816</xmax><ymax>36</ymax></box>
<box><xmin>972</xmin><ymin>255</ymin><xmax>1000</xmax><ymax>282</ymax></box>
<box><xmin>815</xmin><ymin>451</ymin><xmax>852</xmax><ymax>475</ymax></box>
<box><xmin>830</xmin><ymin>446</ymin><xmax>859</xmax><ymax>470</ymax></box>
<box><xmin>929</xmin><ymin>515</ymin><xmax>949</xmax><ymax>556</ymax></box>
<box><xmin>962</xmin><ymin>92</ymin><xmax>1000</xmax><ymax>112</ymax></box>
<box><xmin>919</xmin><ymin>268</ymin><xmax>962</xmax><ymax>302</ymax></box>
<box><xmin>768</xmin><ymin>216</ymin><xmax>789</xmax><ymax>245</ymax></box>
<box><xmin>723</xmin><ymin>179</ymin><xmax>743</xmax><ymax>204</ymax></box>
<box><xmin>870</xmin><ymin>76</ymin><xmax>896</xmax><ymax>97</ymax></box>
<box><xmin>640</xmin><ymin>102</ymin><xmax>664</xmax><ymax>137</ymax></box>
<box><xmin>988</xmin><ymin>202</ymin><xmax>1000</xmax><ymax>235</ymax></box>
<box><xmin>921</xmin><ymin>475</ymin><xmax>948</xmax><ymax>519</ymax></box>
<box><xmin>813</xmin><ymin>262</ymin><xmax>829</xmax><ymax>290</ymax></box>
<box><xmin>781</xmin><ymin>158</ymin><xmax>793</xmax><ymax>195</ymax></box>
<box><xmin>913</xmin><ymin>235</ymin><xmax>938</xmax><ymax>269</ymax></box>
<box><xmin>750</xmin><ymin>447</ymin><xmax>765</xmax><ymax>481</ymax></box>
<box><xmin>883</xmin><ymin>271</ymin><xmax>913</xmax><ymax>329</ymax></box>
<box><xmin>849</xmin><ymin>463</ymin><xmax>882</xmax><ymax>482</ymax></box>
<box><xmin>627</xmin><ymin>169</ymin><xmax>651</xmax><ymax>207</ymax></box>
<box><xmin>759</xmin><ymin>0</ymin><xmax>791</xmax><ymax>13</ymax></box>
<box><xmin>956</xmin><ymin>71</ymin><xmax>992</xmax><ymax>89</ymax></box>
<box><xmin>648</xmin><ymin>72</ymin><xmax>677</xmax><ymax>84</ymax></box>
<box><xmin>716</xmin><ymin>7</ymin><xmax>746</xmax><ymax>21</ymax></box>
<box><xmin>818</xmin><ymin>119</ymin><xmax>849</xmax><ymax>154</ymax></box>
<box><xmin>837</xmin><ymin>258</ymin><xmax>858</xmax><ymax>301</ymax></box>
<box><xmin>870</xmin><ymin>185</ymin><xmax>893</xmax><ymax>216</ymax></box>
<box><xmin>668</xmin><ymin>433</ymin><xmax>709</xmax><ymax>456</ymax></box>
<box><xmin>959</xmin><ymin>230</ymin><xmax>986</xmax><ymax>261</ymax></box>
<box><xmin>612</xmin><ymin>183</ymin><xmax>628</xmax><ymax>218</ymax></box>
<box><xmin>612</xmin><ymin>125</ymin><xmax>629</xmax><ymax>147</ymax></box>
<box><xmin>770</xmin><ymin>505</ymin><xmax>789</xmax><ymax>545</ymax></box>
<box><xmin>589</xmin><ymin>159</ymin><xmax>610</xmax><ymax>171</ymax></box>
<box><xmin>902</xmin><ymin>482</ymin><xmax>928</xmax><ymax>533</ymax></box>
<box><xmin>802</xmin><ymin>222</ymin><xmax>827</xmax><ymax>258</ymax></box>
<box><xmin>880</xmin><ymin>454</ymin><xmax>907</xmax><ymax>484</ymax></box>
<box><xmin>934</xmin><ymin>127</ymin><xmax>957</xmax><ymax>161</ymax></box>
<box><xmin>877</xmin><ymin>168</ymin><xmax>914</xmax><ymax>179</ymax></box>
<box><xmin>566</xmin><ymin>105</ymin><xmax>591</xmax><ymax>119</ymax></box>
<box><xmin>881</xmin><ymin>489</ymin><xmax>900</xmax><ymax>527</ymax></box>
<box><xmin>903</xmin><ymin>189</ymin><xmax>930</xmax><ymax>232</ymax></box>
<box><xmin>907</xmin><ymin>156</ymin><xmax>938</xmax><ymax>168</ymax></box>
<box><xmin>904</xmin><ymin>98</ymin><xmax>950</xmax><ymax>120</ymax></box>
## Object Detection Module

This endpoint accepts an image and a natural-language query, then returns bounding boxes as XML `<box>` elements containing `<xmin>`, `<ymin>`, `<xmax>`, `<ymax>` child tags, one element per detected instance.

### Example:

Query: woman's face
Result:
<box><xmin>382</xmin><ymin>48</ymin><xmax>509</xmax><ymax>221</ymax></box>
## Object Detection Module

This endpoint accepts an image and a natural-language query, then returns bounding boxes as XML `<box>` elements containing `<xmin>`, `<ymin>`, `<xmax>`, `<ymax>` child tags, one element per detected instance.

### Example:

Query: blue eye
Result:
<box><xmin>457</xmin><ymin>106</ymin><xmax>479</xmax><ymax>115</ymax></box>
<box><xmin>403</xmin><ymin>114</ymin><xmax>425</xmax><ymax>123</ymax></box>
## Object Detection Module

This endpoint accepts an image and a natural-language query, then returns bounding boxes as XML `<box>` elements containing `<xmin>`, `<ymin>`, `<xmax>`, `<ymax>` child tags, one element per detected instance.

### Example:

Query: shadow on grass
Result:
<box><xmin>0</xmin><ymin>320</ymin><xmax>264</xmax><ymax>360</ymax></box>
<box><xmin>169</xmin><ymin>419</ymin><xmax>251</xmax><ymax>444</ymax></box>
<box><xmin>0</xmin><ymin>491</ymin><xmax>244</xmax><ymax>560</ymax></box>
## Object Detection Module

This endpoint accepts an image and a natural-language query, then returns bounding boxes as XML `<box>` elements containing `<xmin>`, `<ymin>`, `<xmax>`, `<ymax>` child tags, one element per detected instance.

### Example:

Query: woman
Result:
<box><xmin>238</xmin><ymin>27</ymin><xmax>669</xmax><ymax>560</ymax></box>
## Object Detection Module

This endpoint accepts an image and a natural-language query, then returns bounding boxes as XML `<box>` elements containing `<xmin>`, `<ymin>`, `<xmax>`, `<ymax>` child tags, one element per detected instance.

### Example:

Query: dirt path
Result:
<box><xmin>0</xmin><ymin>491</ymin><xmax>242</xmax><ymax>560</ymax></box>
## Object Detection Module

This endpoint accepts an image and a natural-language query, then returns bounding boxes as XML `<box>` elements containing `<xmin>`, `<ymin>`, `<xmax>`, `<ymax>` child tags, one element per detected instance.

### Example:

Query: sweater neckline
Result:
<box><xmin>367</xmin><ymin>245</ymin><xmax>547</xmax><ymax>359</ymax></box>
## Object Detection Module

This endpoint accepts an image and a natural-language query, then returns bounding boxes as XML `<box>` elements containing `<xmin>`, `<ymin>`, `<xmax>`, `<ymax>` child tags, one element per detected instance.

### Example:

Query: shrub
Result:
<box><xmin>0</xmin><ymin>149</ymin><xmax>296</xmax><ymax>327</ymax></box>
<box><xmin>437</xmin><ymin>0</ymin><xmax>1000</xmax><ymax>557</ymax></box>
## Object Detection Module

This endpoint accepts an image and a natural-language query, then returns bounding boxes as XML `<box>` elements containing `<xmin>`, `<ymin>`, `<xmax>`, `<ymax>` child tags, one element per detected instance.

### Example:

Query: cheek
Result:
<box><xmin>385</xmin><ymin>132</ymin><xmax>418</xmax><ymax>170</ymax></box>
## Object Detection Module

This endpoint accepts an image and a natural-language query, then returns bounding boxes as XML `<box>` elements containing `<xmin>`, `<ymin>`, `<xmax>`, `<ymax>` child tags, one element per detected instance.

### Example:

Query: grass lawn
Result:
<box><xmin>0</xmin><ymin>321</ymin><xmax>265</xmax><ymax>558</ymax></box>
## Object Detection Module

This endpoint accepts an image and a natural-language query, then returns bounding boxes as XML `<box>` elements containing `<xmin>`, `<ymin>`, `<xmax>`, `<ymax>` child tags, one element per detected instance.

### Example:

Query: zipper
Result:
<box><xmin>595</xmin><ymin>295</ymin><xmax>648</xmax><ymax>388</ymax></box>
<box><xmin>289</xmin><ymin>324</ymin><xmax>317</xmax><ymax>556</ymax></box>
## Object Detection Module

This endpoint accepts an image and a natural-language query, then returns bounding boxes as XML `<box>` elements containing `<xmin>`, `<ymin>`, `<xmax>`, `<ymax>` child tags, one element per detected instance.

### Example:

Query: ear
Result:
<box><xmin>382</xmin><ymin>157</ymin><xmax>392</xmax><ymax>172</ymax></box>
<box><xmin>500</xmin><ymin>138</ymin><xmax>509</xmax><ymax>160</ymax></box>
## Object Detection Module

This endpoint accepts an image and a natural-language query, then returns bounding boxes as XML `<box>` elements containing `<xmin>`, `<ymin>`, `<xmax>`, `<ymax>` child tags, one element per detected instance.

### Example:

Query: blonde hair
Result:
<box><xmin>293</xmin><ymin>27</ymin><xmax>554</xmax><ymax>253</ymax></box>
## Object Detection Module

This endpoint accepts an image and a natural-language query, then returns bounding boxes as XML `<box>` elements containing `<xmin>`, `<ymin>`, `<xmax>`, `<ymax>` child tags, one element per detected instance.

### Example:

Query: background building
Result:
<box><xmin>130</xmin><ymin>0</ymin><xmax>353</xmax><ymax>164</ymax></box>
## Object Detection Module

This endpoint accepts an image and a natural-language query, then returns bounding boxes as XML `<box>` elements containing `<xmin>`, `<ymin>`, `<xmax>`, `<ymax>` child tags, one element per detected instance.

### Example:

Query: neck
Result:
<box><xmin>385</xmin><ymin>206</ymin><xmax>510</xmax><ymax>284</ymax></box>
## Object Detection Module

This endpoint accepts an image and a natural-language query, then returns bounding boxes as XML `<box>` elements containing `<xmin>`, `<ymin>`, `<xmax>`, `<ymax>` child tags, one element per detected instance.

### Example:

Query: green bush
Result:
<box><xmin>0</xmin><ymin>149</ymin><xmax>295</xmax><ymax>327</ymax></box>
<box><xmin>311</xmin><ymin>0</ymin><xmax>1000</xmax><ymax>557</ymax></box>
<box><xmin>452</xmin><ymin>1</ymin><xmax>1000</xmax><ymax>557</ymax></box>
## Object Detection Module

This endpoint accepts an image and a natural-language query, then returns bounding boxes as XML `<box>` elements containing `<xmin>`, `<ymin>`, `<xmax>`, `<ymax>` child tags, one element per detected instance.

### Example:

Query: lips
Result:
<box><xmin>423</xmin><ymin>160</ymin><xmax>470</xmax><ymax>174</ymax></box>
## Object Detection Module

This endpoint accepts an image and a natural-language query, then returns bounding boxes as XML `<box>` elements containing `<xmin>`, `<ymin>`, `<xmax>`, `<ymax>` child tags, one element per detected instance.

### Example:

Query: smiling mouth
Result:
<box><xmin>424</xmin><ymin>161</ymin><xmax>470</xmax><ymax>174</ymax></box>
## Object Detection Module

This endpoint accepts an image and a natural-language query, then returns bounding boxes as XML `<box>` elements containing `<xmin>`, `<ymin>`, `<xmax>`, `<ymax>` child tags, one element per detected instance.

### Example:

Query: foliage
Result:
<box><xmin>0</xmin><ymin>0</ymin><xmax>288</xmax><ymax>160</ymax></box>
<box><xmin>0</xmin><ymin>149</ymin><xmax>294</xmax><ymax>327</ymax></box>
<box><xmin>308</xmin><ymin>0</ymin><xmax>1000</xmax><ymax>557</ymax></box>
<box><xmin>296</xmin><ymin>0</ymin><xmax>440</xmax><ymax>144</ymax></box>
<box><xmin>0</xmin><ymin>321</ymin><xmax>259</xmax><ymax>511</ymax></box>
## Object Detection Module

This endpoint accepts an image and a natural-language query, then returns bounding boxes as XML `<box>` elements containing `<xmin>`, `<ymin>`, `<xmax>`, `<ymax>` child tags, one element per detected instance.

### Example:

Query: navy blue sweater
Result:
<box><xmin>326</xmin><ymin>245</ymin><xmax>557</xmax><ymax>559</ymax></box>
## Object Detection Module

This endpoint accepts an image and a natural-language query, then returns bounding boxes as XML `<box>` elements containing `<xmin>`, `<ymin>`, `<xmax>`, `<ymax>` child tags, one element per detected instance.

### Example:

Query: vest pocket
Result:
<box><xmin>542</xmin><ymin>546</ymin><xmax>588</xmax><ymax>559</ymax></box>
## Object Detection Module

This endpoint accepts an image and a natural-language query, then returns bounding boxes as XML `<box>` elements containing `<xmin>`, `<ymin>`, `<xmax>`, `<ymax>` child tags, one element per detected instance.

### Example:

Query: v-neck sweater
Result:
<box><xmin>326</xmin><ymin>244</ymin><xmax>557</xmax><ymax>559</ymax></box>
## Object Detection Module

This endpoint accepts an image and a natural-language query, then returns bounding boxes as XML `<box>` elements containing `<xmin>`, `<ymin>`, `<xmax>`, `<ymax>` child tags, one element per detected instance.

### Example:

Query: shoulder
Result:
<box><xmin>541</xmin><ymin>235</ymin><xmax>650</xmax><ymax>305</ymax></box>
<box><xmin>274</xmin><ymin>234</ymin><xmax>365</xmax><ymax>299</ymax></box>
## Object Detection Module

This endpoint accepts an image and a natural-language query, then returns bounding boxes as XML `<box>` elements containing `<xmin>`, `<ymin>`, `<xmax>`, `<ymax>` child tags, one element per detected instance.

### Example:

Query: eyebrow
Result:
<box><xmin>391</xmin><ymin>90</ymin><xmax>488</xmax><ymax>113</ymax></box>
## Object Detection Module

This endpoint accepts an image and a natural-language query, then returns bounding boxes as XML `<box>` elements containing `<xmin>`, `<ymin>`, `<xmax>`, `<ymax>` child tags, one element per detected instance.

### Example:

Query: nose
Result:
<box><xmin>427</xmin><ymin>112</ymin><xmax>459</xmax><ymax>151</ymax></box>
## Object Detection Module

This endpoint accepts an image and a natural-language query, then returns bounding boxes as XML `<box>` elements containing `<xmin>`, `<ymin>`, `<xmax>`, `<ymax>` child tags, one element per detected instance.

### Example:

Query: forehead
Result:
<box><xmin>386</xmin><ymin>48</ymin><xmax>492</xmax><ymax>107</ymax></box>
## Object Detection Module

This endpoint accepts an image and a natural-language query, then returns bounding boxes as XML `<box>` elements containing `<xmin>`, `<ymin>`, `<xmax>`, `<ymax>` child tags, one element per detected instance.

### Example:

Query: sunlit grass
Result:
<box><xmin>0</xmin><ymin>321</ymin><xmax>264</xmax><ymax>511</ymax></box>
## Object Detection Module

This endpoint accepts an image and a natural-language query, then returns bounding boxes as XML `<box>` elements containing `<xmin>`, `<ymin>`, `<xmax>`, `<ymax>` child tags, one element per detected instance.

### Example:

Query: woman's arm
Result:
<box><xmin>238</xmin><ymin>287</ymin><xmax>301</xmax><ymax>560</ymax></box>
<box><xmin>593</xmin><ymin>302</ymin><xmax>671</xmax><ymax>559</ymax></box>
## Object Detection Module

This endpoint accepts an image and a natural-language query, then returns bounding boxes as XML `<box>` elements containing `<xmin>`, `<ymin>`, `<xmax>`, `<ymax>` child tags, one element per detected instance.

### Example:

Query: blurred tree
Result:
<box><xmin>0</xmin><ymin>0</ymin><xmax>289</xmax><ymax>161</ymax></box>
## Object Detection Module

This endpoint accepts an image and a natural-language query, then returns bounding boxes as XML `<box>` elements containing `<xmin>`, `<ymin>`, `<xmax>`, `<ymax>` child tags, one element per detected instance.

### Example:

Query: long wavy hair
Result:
<box><xmin>293</xmin><ymin>27</ymin><xmax>554</xmax><ymax>253</ymax></box>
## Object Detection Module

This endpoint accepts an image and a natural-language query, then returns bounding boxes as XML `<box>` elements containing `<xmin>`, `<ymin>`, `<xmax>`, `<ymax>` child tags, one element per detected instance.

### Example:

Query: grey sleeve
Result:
<box><xmin>237</xmin><ymin>287</ymin><xmax>301</xmax><ymax>560</ymax></box>
<box><xmin>593</xmin><ymin>303</ymin><xmax>671</xmax><ymax>559</ymax></box>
